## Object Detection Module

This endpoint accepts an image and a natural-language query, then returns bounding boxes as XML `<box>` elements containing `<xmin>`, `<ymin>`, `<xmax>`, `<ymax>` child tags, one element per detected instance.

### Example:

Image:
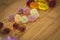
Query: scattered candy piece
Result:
<box><xmin>18</xmin><ymin>8</ymin><xmax>23</xmax><ymax>14</ymax></box>
<box><xmin>3</xmin><ymin>28</ymin><xmax>10</xmax><ymax>34</ymax></box>
<box><xmin>38</xmin><ymin>1</ymin><xmax>49</xmax><ymax>10</ymax></box>
<box><xmin>0</xmin><ymin>22</ymin><xmax>3</xmax><ymax>29</ymax></box>
<box><xmin>13</xmin><ymin>23</ymin><xmax>20</xmax><ymax>29</ymax></box>
<box><xmin>30</xmin><ymin>9</ymin><xmax>39</xmax><ymax>19</ymax></box>
<box><xmin>26</xmin><ymin>0</ymin><xmax>34</xmax><ymax>6</ymax></box>
<box><xmin>9</xmin><ymin>13</ymin><xmax>15</xmax><ymax>22</ymax></box>
<box><xmin>15</xmin><ymin>14</ymin><xmax>21</xmax><ymax>23</ymax></box>
<box><xmin>28</xmin><ymin>15</ymin><xmax>36</xmax><ymax>22</ymax></box>
<box><xmin>18</xmin><ymin>26</ymin><xmax>26</xmax><ymax>32</ymax></box>
<box><xmin>23</xmin><ymin>7</ymin><xmax>30</xmax><ymax>15</ymax></box>
<box><xmin>47</xmin><ymin>0</ymin><xmax>56</xmax><ymax>8</ymax></box>
<box><xmin>30</xmin><ymin>2</ymin><xmax>38</xmax><ymax>9</ymax></box>
<box><xmin>6</xmin><ymin>36</ymin><xmax>18</xmax><ymax>40</ymax></box>
<box><xmin>21</xmin><ymin>15</ymin><xmax>28</xmax><ymax>23</ymax></box>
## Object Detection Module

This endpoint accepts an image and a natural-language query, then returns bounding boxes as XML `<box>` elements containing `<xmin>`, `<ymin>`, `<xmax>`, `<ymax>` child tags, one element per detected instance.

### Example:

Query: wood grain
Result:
<box><xmin>0</xmin><ymin>0</ymin><xmax>60</xmax><ymax>40</ymax></box>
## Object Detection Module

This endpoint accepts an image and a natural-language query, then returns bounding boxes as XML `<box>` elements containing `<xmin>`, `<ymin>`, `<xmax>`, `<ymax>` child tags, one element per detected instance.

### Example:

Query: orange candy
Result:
<box><xmin>30</xmin><ymin>2</ymin><xmax>38</xmax><ymax>9</ymax></box>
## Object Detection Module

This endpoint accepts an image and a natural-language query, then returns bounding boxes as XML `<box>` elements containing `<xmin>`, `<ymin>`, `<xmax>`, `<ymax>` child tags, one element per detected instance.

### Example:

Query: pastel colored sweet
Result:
<box><xmin>6</xmin><ymin>36</ymin><xmax>18</xmax><ymax>40</ymax></box>
<box><xmin>15</xmin><ymin>14</ymin><xmax>21</xmax><ymax>23</ymax></box>
<box><xmin>47</xmin><ymin>0</ymin><xmax>56</xmax><ymax>8</ymax></box>
<box><xmin>38</xmin><ymin>1</ymin><xmax>49</xmax><ymax>10</ymax></box>
<box><xmin>28</xmin><ymin>15</ymin><xmax>36</xmax><ymax>22</ymax></box>
<box><xmin>21</xmin><ymin>15</ymin><xmax>28</xmax><ymax>23</ymax></box>
<box><xmin>18</xmin><ymin>8</ymin><xmax>23</xmax><ymax>14</ymax></box>
<box><xmin>9</xmin><ymin>13</ymin><xmax>15</xmax><ymax>21</ymax></box>
<box><xmin>30</xmin><ymin>2</ymin><xmax>38</xmax><ymax>9</ymax></box>
<box><xmin>30</xmin><ymin>9</ymin><xmax>39</xmax><ymax>19</ymax></box>
<box><xmin>23</xmin><ymin>7</ymin><xmax>30</xmax><ymax>15</ymax></box>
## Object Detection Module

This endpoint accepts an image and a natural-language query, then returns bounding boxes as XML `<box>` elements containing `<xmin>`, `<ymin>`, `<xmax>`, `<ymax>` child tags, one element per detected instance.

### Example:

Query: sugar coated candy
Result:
<box><xmin>26</xmin><ymin>0</ymin><xmax>34</xmax><ymax>6</ymax></box>
<box><xmin>23</xmin><ymin>7</ymin><xmax>30</xmax><ymax>15</ymax></box>
<box><xmin>19</xmin><ymin>26</ymin><xmax>26</xmax><ymax>32</ymax></box>
<box><xmin>6</xmin><ymin>36</ymin><xmax>18</xmax><ymax>40</ymax></box>
<box><xmin>21</xmin><ymin>15</ymin><xmax>28</xmax><ymax>23</ymax></box>
<box><xmin>47</xmin><ymin>0</ymin><xmax>56</xmax><ymax>8</ymax></box>
<box><xmin>30</xmin><ymin>9</ymin><xmax>39</xmax><ymax>19</ymax></box>
<box><xmin>3</xmin><ymin>28</ymin><xmax>10</xmax><ymax>34</ymax></box>
<box><xmin>28</xmin><ymin>15</ymin><xmax>36</xmax><ymax>22</ymax></box>
<box><xmin>0</xmin><ymin>22</ymin><xmax>3</xmax><ymax>29</ymax></box>
<box><xmin>38</xmin><ymin>1</ymin><xmax>49</xmax><ymax>10</ymax></box>
<box><xmin>9</xmin><ymin>13</ymin><xmax>15</xmax><ymax>22</ymax></box>
<box><xmin>13</xmin><ymin>23</ymin><xmax>20</xmax><ymax>29</ymax></box>
<box><xmin>15</xmin><ymin>14</ymin><xmax>21</xmax><ymax>23</ymax></box>
<box><xmin>30</xmin><ymin>2</ymin><xmax>38</xmax><ymax>9</ymax></box>
<box><xmin>18</xmin><ymin>8</ymin><xmax>23</xmax><ymax>14</ymax></box>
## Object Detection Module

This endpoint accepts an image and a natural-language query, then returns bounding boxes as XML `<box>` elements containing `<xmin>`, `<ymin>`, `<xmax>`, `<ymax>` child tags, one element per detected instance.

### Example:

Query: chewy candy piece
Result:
<box><xmin>18</xmin><ymin>26</ymin><xmax>26</xmax><ymax>32</ymax></box>
<box><xmin>6</xmin><ymin>36</ymin><xmax>18</xmax><ymax>40</ymax></box>
<box><xmin>38</xmin><ymin>1</ymin><xmax>49</xmax><ymax>10</ymax></box>
<box><xmin>30</xmin><ymin>9</ymin><xmax>39</xmax><ymax>19</ymax></box>
<box><xmin>23</xmin><ymin>7</ymin><xmax>30</xmax><ymax>15</ymax></box>
<box><xmin>3</xmin><ymin>28</ymin><xmax>10</xmax><ymax>34</ymax></box>
<box><xmin>0</xmin><ymin>22</ymin><xmax>3</xmax><ymax>29</ymax></box>
<box><xmin>47</xmin><ymin>0</ymin><xmax>56</xmax><ymax>8</ymax></box>
<box><xmin>15</xmin><ymin>14</ymin><xmax>21</xmax><ymax>23</ymax></box>
<box><xmin>18</xmin><ymin>8</ymin><xmax>23</xmax><ymax>14</ymax></box>
<box><xmin>9</xmin><ymin>13</ymin><xmax>15</xmax><ymax>22</ymax></box>
<box><xmin>26</xmin><ymin>0</ymin><xmax>34</xmax><ymax>6</ymax></box>
<box><xmin>30</xmin><ymin>2</ymin><xmax>38</xmax><ymax>9</ymax></box>
<box><xmin>21</xmin><ymin>15</ymin><xmax>28</xmax><ymax>23</ymax></box>
<box><xmin>13</xmin><ymin>23</ymin><xmax>20</xmax><ymax>30</ymax></box>
<box><xmin>28</xmin><ymin>15</ymin><xmax>36</xmax><ymax>22</ymax></box>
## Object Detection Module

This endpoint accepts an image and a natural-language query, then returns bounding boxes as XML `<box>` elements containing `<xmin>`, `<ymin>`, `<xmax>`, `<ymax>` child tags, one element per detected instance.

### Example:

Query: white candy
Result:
<box><xmin>15</xmin><ymin>14</ymin><xmax>21</xmax><ymax>23</ymax></box>
<box><xmin>21</xmin><ymin>15</ymin><xmax>28</xmax><ymax>23</ymax></box>
<box><xmin>30</xmin><ymin>9</ymin><xmax>40</xmax><ymax>19</ymax></box>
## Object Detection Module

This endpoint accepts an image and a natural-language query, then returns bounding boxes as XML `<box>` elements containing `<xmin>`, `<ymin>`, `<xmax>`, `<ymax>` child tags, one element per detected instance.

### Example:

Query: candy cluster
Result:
<box><xmin>9</xmin><ymin>8</ymin><xmax>40</xmax><ymax>24</ymax></box>
<box><xmin>27</xmin><ymin>0</ymin><xmax>56</xmax><ymax>10</ymax></box>
<box><xmin>0</xmin><ymin>0</ymin><xmax>56</xmax><ymax>40</ymax></box>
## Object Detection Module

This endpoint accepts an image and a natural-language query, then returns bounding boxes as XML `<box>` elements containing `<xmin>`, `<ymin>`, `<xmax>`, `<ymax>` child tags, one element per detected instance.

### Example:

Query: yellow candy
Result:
<box><xmin>30</xmin><ymin>9</ymin><xmax>40</xmax><ymax>19</ymax></box>
<box><xmin>38</xmin><ymin>0</ymin><xmax>49</xmax><ymax>10</ymax></box>
<box><xmin>30</xmin><ymin>2</ymin><xmax>38</xmax><ymax>9</ymax></box>
<box><xmin>15</xmin><ymin>14</ymin><xmax>21</xmax><ymax>23</ymax></box>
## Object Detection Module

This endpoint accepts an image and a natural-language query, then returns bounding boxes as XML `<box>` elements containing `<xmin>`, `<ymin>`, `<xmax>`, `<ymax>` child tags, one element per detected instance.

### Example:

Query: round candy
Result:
<box><xmin>38</xmin><ymin>1</ymin><xmax>49</xmax><ymax>10</ymax></box>
<box><xmin>15</xmin><ymin>14</ymin><xmax>21</xmax><ymax>23</ymax></box>
<box><xmin>23</xmin><ymin>7</ymin><xmax>30</xmax><ymax>15</ymax></box>
<box><xmin>0</xmin><ymin>22</ymin><xmax>3</xmax><ymax>29</ymax></box>
<box><xmin>18</xmin><ymin>8</ymin><xmax>23</xmax><ymax>14</ymax></box>
<box><xmin>30</xmin><ymin>2</ymin><xmax>38</xmax><ymax>9</ymax></box>
<box><xmin>28</xmin><ymin>15</ymin><xmax>36</xmax><ymax>22</ymax></box>
<box><xmin>9</xmin><ymin>13</ymin><xmax>15</xmax><ymax>22</ymax></box>
<box><xmin>30</xmin><ymin>9</ymin><xmax>39</xmax><ymax>19</ymax></box>
<box><xmin>47</xmin><ymin>0</ymin><xmax>56</xmax><ymax>8</ymax></box>
<box><xmin>18</xmin><ymin>26</ymin><xmax>26</xmax><ymax>32</ymax></box>
<box><xmin>13</xmin><ymin>23</ymin><xmax>20</xmax><ymax>29</ymax></box>
<box><xmin>21</xmin><ymin>15</ymin><xmax>28</xmax><ymax>23</ymax></box>
<box><xmin>6</xmin><ymin>36</ymin><xmax>18</xmax><ymax>40</ymax></box>
<box><xmin>26</xmin><ymin>0</ymin><xmax>34</xmax><ymax>6</ymax></box>
<box><xmin>3</xmin><ymin>28</ymin><xmax>10</xmax><ymax>34</ymax></box>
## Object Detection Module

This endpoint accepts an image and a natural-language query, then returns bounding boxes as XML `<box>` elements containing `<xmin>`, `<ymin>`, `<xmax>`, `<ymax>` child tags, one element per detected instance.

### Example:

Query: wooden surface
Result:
<box><xmin>0</xmin><ymin>0</ymin><xmax>60</xmax><ymax>40</ymax></box>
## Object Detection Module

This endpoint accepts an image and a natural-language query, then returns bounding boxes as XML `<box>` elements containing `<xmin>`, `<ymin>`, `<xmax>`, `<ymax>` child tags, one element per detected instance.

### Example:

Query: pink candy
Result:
<box><xmin>28</xmin><ymin>15</ymin><xmax>36</xmax><ymax>22</ymax></box>
<box><xmin>23</xmin><ymin>8</ymin><xmax>30</xmax><ymax>15</ymax></box>
<box><xmin>8</xmin><ymin>13</ymin><xmax>15</xmax><ymax>22</ymax></box>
